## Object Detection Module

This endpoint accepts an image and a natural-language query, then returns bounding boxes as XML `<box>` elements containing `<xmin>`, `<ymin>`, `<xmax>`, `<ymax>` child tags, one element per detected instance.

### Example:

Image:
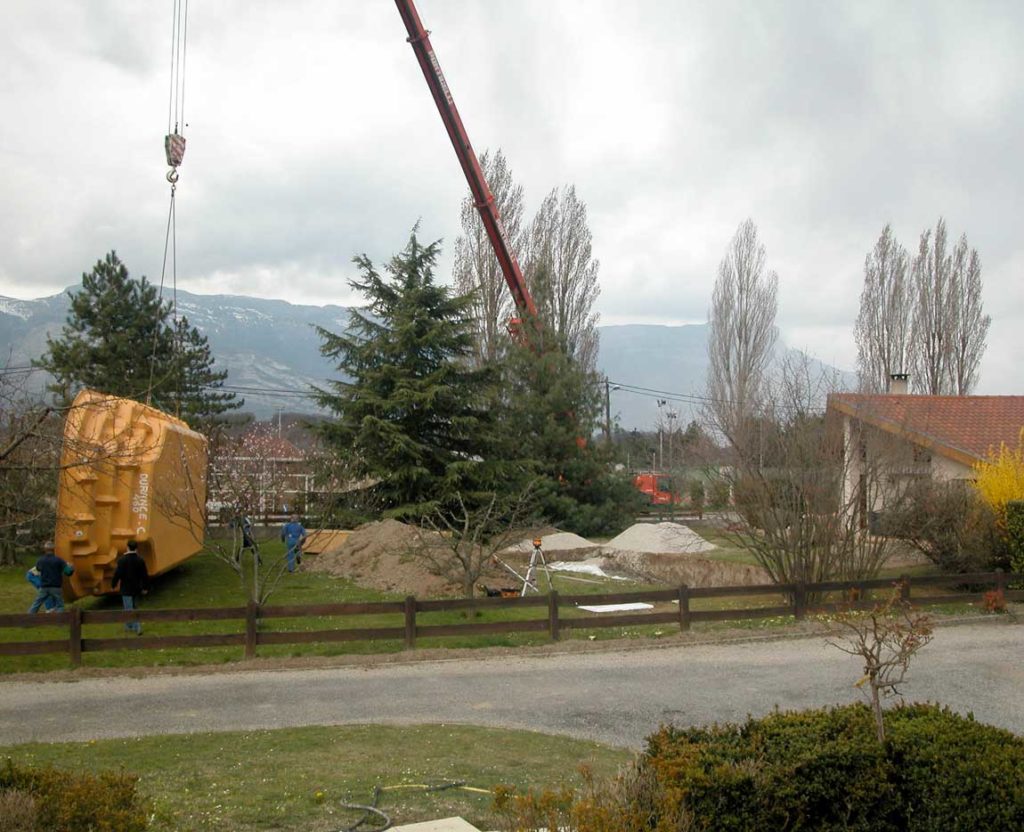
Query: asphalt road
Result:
<box><xmin>1</xmin><ymin>621</ymin><xmax>1020</xmax><ymax>749</ymax></box>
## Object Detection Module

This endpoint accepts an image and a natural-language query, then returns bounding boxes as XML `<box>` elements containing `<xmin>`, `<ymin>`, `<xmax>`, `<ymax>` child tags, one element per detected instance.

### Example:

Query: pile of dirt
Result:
<box><xmin>504</xmin><ymin>530</ymin><xmax>600</xmax><ymax>558</ymax></box>
<box><xmin>603</xmin><ymin>550</ymin><xmax>769</xmax><ymax>587</ymax></box>
<box><xmin>309</xmin><ymin>519</ymin><xmax>468</xmax><ymax>597</ymax></box>
<box><xmin>604</xmin><ymin>522</ymin><xmax>717</xmax><ymax>554</ymax></box>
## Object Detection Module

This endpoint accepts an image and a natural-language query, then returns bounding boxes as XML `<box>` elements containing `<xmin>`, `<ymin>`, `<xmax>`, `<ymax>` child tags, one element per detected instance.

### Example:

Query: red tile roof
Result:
<box><xmin>827</xmin><ymin>394</ymin><xmax>1024</xmax><ymax>466</ymax></box>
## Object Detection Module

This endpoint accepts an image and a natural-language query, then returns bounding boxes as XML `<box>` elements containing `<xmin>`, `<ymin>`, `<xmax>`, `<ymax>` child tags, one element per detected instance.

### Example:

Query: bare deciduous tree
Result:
<box><xmin>705</xmin><ymin>219</ymin><xmax>778</xmax><ymax>455</ymax></box>
<box><xmin>410</xmin><ymin>485</ymin><xmax>539</xmax><ymax>598</ymax></box>
<box><xmin>822</xmin><ymin>588</ymin><xmax>934</xmax><ymax>742</ymax></box>
<box><xmin>855</xmin><ymin>224</ymin><xmax>912</xmax><ymax>392</ymax></box>
<box><xmin>911</xmin><ymin>219</ymin><xmax>951</xmax><ymax>394</ymax></box>
<box><xmin>716</xmin><ymin>353</ymin><xmax>904</xmax><ymax>589</ymax></box>
<box><xmin>158</xmin><ymin>432</ymin><xmax>295</xmax><ymax>605</ymax></box>
<box><xmin>910</xmin><ymin>218</ymin><xmax>989</xmax><ymax>394</ymax></box>
<box><xmin>525</xmin><ymin>185</ymin><xmax>601</xmax><ymax>373</ymax></box>
<box><xmin>0</xmin><ymin>377</ymin><xmax>58</xmax><ymax>565</ymax></box>
<box><xmin>452</xmin><ymin>148</ymin><xmax>526</xmax><ymax>367</ymax></box>
<box><xmin>946</xmin><ymin>234</ymin><xmax>989</xmax><ymax>395</ymax></box>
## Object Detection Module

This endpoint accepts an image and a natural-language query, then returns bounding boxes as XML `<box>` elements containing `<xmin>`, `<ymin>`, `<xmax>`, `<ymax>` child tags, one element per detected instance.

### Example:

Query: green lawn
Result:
<box><xmin>0</xmin><ymin>723</ymin><xmax>631</xmax><ymax>831</ymax></box>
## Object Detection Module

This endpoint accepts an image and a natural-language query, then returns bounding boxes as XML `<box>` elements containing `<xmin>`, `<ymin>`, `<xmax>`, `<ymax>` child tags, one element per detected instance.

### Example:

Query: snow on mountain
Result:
<box><xmin>0</xmin><ymin>297</ymin><xmax>33</xmax><ymax>320</ymax></box>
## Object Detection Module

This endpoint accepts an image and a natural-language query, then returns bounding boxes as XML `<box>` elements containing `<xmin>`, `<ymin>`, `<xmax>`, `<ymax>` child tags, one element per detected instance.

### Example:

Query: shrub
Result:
<box><xmin>688</xmin><ymin>480</ymin><xmax>705</xmax><ymax>512</ymax></box>
<box><xmin>888</xmin><ymin>480</ymin><xmax>1007</xmax><ymax>572</ymax></box>
<box><xmin>1006</xmin><ymin>500</ymin><xmax>1024</xmax><ymax>575</ymax></box>
<box><xmin>707</xmin><ymin>478</ymin><xmax>731</xmax><ymax>510</ymax></box>
<box><xmin>0</xmin><ymin>760</ymin><xmax>149</xmax><ymax>832</ymax></box>
<box><xmin>0</xmin><ymin>789</ymin><xmax>37</xmax><ymax>832</ymax></box>
<box><xmin>973</xmin><ymin>428</ymin><xmax>1024</xmax><ymax>524</ymax></box>
<box><xmin>494</xmin><ymin>704</ymin><xmax>1024</xmax><ymax>832</ymax></box>
<box><xmin>982</xmin><ymin>589</ymin><xmax>1007</xmax><ymax>613</ymax></box>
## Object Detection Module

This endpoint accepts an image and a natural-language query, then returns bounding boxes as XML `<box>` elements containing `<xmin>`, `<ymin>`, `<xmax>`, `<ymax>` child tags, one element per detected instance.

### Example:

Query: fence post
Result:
<box><xmin>899</xmin><ymin>574</ymin><xmax>911</xmax><ymax>603</ymax></box>
<box><xmin>794</xmin><ymin>583</ymin><xmax>807</xmax><ymax>621</ymax></box>
<box><xmin>548</xmin><ymin>591</ymin><xmax>560</xmax><ymax>642</ymax></box>
<box><xmin>244</xmin><ymin>601</ymin><xmax>258</xmax><ymax>660</ymax></box>
<box><xmin>68</xmin><ymin>607</ymin><xmax>82</xmax><ymax>668</ymax></box>
<box><xmin>404</xmin><ymin>596</ymin><xmax>416</xmax><ymax>649</ymax></box>
<box><xmin>677</xmin><ymin>584</ymin><xmax>691</xmax><ymax>632</ymax></box>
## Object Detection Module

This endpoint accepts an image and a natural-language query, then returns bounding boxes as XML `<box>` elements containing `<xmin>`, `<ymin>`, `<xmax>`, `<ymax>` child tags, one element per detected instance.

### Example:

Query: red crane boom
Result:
<box><xmin>393</xmin><ymin>0</ymin><xmax>538</xmax><ymax>321</ymax></box>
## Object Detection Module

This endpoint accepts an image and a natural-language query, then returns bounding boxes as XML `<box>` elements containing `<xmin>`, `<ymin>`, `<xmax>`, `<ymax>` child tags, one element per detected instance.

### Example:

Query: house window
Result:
<box><xmin>911</xmin><ymin>446</ymin><xmax>931</xmax><ymax>464</ymax></box>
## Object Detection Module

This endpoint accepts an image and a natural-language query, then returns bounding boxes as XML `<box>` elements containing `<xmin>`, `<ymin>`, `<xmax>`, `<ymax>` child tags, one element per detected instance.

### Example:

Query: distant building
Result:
<box><xmin>206</xmin><ymin>425</ymin><xmax>315</xmax><ymax>521</ymax></box>
<box><xmin>827</xmin><ymin>378</ymin><xmax>1024</xmax><ymax>529</ymax></box>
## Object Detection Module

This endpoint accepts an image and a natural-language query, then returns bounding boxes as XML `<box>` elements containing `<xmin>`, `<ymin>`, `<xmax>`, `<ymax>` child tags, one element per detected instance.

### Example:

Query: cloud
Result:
<box><xmin>1</xmin><ymin>0</ymin><xmax>1021</xmax><ymax>393</ymax></box>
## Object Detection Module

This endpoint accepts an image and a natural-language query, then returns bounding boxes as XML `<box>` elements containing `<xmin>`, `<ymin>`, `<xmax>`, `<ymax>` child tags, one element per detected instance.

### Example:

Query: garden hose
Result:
<box><xmin>336</xmin><ymin>781</ymin><xmax>492</xmax><ymax>832</ymax></box>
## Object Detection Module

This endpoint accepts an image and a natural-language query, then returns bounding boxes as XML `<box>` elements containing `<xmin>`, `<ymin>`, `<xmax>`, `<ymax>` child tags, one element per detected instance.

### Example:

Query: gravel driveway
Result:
<box><xmin>1</xmin><ymin>621</ymin><xmax>1020</xmax><ymax>748</ymax></box>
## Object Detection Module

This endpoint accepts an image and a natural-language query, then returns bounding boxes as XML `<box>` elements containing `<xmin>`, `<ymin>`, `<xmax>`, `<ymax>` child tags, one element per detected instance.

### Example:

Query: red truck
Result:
<box><xmin>633</xmin><ymin>471</ymin><xmax>682</xmax><ymax>507</ymax></box>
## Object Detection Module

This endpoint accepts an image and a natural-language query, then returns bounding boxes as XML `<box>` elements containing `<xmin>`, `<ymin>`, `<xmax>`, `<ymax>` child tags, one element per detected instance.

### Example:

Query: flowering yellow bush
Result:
<box><xmin>973</xmin><ymin>428</ymin><xmax>1024</xmax><ymax>525</ymax></box>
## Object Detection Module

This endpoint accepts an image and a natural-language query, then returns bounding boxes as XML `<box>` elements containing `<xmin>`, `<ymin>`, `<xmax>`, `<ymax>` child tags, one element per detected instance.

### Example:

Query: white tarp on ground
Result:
<box><xmin>548</xmin><ymin>560</ymin><xmax>630</xmax><ymax>580</ymax></box>
<box><xmin>604</xmin><ymin>522</ymin><xmax>717</xmax><ymax>554</ymax></box>
<box><xmin>577</xmin><ymin>602</ymin><xmax>654</xmax><ymax>613</ymax></box>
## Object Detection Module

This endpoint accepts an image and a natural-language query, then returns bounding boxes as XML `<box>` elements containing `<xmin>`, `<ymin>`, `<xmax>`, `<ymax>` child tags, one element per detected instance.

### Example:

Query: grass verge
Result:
<box><xmin>0</xmin><ymin>724</ymin><xmax>630</xmax><ymax>831</ymax></box>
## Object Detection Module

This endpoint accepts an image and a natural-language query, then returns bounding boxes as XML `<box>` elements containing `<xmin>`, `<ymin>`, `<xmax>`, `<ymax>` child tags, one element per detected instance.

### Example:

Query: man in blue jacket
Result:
<box><xmin>281</xmin><ymin>514</ymin><xmax>307</xmax><ymax>573</ymax></box>
<box><xmin>27</xmin><ymin>541</ymin><xmax>72</xmax><ymax>613</ymax></box>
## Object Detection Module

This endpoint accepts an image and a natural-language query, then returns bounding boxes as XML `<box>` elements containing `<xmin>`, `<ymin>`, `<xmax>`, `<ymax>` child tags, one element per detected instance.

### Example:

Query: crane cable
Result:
<box><xmin>147</xmin><ymin>0</ymin><xmax>189</xmax><ymax>412</ymax></box>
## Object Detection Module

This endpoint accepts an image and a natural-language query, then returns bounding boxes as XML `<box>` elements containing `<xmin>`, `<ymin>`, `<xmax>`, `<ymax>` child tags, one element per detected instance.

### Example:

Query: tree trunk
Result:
<box><xmin>0</xmin><ymin>527</ymin><xmax>17</xmax><ymax>566</ymax></box>
<box><xmin>871</xmin><ymin>682</ymin><xmax>886</xmax><ymax>742</ymax></box>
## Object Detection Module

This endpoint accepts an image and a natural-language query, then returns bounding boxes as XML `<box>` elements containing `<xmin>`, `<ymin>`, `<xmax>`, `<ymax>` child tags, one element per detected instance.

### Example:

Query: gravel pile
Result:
<box><xmin>604</xmin><ymin>522</ymin><xmax>717</xmax><ymax>554</ymax></box>
<box><xmin>505</xmin><ymin>531</ymin><xmax>599</xmax><ymax>556</ymax></box>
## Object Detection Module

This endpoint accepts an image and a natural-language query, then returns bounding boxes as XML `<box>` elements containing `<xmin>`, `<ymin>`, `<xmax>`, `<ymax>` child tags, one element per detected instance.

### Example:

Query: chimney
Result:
<box><xmin>888</xmin><ymin>373</ymin><xmax>909</xmax><ymax>395</ymax></box>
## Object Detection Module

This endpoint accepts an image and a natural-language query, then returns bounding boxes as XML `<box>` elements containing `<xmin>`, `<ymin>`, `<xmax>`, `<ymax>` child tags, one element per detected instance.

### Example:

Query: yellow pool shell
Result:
<box><xmin>56</xmin><ymin>390</ymin><xmax>208</xmax><ymax>598</ymax></box>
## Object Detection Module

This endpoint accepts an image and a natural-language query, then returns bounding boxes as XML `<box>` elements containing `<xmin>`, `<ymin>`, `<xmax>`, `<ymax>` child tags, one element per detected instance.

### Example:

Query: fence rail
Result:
<box><xmin>2</xmin><ymin>571</ymin><xmax>1019</xmax><ymax>668</ymax></box>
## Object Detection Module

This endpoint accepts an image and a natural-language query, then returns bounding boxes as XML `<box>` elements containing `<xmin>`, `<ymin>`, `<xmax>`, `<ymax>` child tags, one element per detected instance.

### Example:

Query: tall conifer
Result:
<box><xmin>37</xmin><ymin>251</ymin><xmax>239</xmax><ymax>424</ymax></box>
<box><xmin>315</xmin><ymin>231</ymin><xmax>512</xmax><ymax>519</ymax></box>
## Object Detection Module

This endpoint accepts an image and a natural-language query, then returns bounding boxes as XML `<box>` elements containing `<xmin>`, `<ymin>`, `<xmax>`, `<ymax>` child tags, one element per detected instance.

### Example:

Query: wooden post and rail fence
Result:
<box><xmin>1</xmin><ymin>571</ymin><xmax>1018</xmax><ymax>668</ymax></box>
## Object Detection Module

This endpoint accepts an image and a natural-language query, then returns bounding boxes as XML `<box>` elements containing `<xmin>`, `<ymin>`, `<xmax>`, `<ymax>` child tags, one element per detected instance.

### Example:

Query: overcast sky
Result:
<box><xmin>1</xmin><ymin>1</ymin><xmax>1021</xmax><ymax>392</ymax></box>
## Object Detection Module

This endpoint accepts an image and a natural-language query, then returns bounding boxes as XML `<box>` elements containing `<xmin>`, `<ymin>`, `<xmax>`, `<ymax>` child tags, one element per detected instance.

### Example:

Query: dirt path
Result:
<box><xmin>1</xmin><ymin>620</ymin><xmax>1020</xmax><ymax>749</ymax></box>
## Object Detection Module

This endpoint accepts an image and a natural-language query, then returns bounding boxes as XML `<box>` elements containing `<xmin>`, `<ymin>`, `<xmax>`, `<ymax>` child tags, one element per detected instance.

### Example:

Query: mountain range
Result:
<box><xmin>0</xmin><ymin>287</ymin><xmax>850</xmax><ymax>430</ymax></box>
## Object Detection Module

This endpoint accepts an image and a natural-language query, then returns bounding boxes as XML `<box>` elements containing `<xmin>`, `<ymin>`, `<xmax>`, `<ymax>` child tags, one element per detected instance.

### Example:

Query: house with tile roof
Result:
<box><xmin>207</xmin><ymin>425</ymin><xmax>313</xmax><ymax>521</ymax></box>
<box><xmin>826</xmin><ymin>377</ymin><xmax>1024</xmax><ymax>529</ymax></box>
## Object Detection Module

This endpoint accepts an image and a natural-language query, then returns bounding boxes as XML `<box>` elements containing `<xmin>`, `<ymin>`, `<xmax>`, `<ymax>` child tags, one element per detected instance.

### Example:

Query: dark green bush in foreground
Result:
<box><xmin>0</xmin><ymin>760</ymin><xmax>149</xmax><ymax>832</ymax></box>
<box><xmin>643</xmin><ymin>703</ymin><xmax>1024</xmax><ymax>832</ymax></box>
<box><xmin>496</xmin><ymin>703</ymin><xmax>1024</xmax><ymax>832</ymax></box>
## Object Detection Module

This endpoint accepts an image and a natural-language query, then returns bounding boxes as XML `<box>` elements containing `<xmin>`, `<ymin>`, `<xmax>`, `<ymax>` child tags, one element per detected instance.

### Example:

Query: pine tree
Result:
<box><xmin>36</xmin><ymin>251</ymin><xmax>240</xmax><ymax>424</ymax></box>
<box><xmin>172</xmin><ymin>315</ymin><xmax>240</xmax><ymax>426</ymax></box>
<box><xmin>314</xmin><ymin>231</ymin><xmax>511</xmax><ymax>519</ymax></box>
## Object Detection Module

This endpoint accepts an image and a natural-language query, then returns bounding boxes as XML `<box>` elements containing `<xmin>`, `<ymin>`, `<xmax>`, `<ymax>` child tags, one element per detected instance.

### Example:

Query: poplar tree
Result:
<box><xmin>705</xmin><ymin>219</ymin><xmax>779</xmax><ymax>454</ymax></box>
<box><xmin>37</xmin><ymin>251</ymin><xmax>239</xmax><ymax>424</ymax></box>
<box><xmin>524</xmin><ymin>185</ymin><xmax>602</xmax><ymax>374</ymax></box>
<box><xmin>452</xmin><ymin>148</ymin><xmax>526</xmax><ymax>367</ymax></box>
<box><xmin>855</xmin><ymin>225</ymin><xmax>912</xmax><ymax>392</ymax></box>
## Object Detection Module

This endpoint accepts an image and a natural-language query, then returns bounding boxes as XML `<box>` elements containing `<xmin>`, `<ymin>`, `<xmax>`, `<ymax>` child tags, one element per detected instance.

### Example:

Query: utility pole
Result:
<box><xmin>667</xmin><ymin>408</ymin><xmax>677</xmax><ymax>471</ymax></box>
<box><xmin>657</xmin><ymin>399</ymin><xmax>667</xmax><ymax>470</ymax></box>
<box><xmin>604</xmin><ymin>378</ymin><xmax>612</xmax><ymax>447</ymax></box>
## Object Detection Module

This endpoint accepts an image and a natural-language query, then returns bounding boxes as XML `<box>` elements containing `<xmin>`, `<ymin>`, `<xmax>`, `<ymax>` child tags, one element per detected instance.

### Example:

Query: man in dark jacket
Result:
<box><xmin>27</xmin><ymin>541</ymin><xmax>72</xmax><ymax>613</ymax></box>
<box><xmin>112</xmin><ymin>540</ymin><xmax>149</xmax><ymax>635</ymax></box>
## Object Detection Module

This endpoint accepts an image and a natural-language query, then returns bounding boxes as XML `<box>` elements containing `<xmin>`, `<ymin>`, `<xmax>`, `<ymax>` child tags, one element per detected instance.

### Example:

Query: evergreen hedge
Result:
<box><xmin>497</xmin><ymin>704</ymin><xmax>1024</xmax><ymax>832</ymax></box>
<box><xmin>641</xmin><ymin>703</ymin><xmax>1024</xmax><ymax>832</ymax></box>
